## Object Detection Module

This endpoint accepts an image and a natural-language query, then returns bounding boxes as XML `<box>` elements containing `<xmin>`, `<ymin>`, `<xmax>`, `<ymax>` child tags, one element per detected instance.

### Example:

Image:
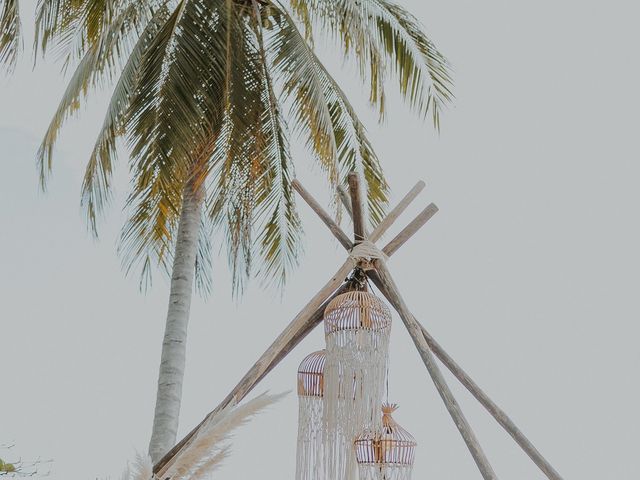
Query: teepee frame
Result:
<box><xmin>152</xmin><ymin>174</ymin><xmax>564</xmax><ymax>480</ymax></box>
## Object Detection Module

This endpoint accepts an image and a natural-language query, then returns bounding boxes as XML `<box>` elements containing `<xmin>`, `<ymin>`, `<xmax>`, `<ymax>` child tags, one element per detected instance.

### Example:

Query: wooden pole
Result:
<box><xmin>369</xmin><ymin>181</ymin><xmax>426</xmax><ymax>241</ymax></box>
<box><xmin>292</xmin><ymin>179</ymin><xmax>352</xmax><ymax>250</ymax></box>
<box><xmin>348</xmin><ymin>172</ymin><xmax>367</xmax><ymax>242</ymax></box>
<box><xmin>371</xmin><ymin>261</ymin><xmax>498</xmax><ymax>480</ymax></box>
<box><xmin>382</xmin><ymin>203</ymin><xmax>438</xmax><ymax>256</ymax></box>
<box><xmin>366</xmin><ymin>270</ymin><xmax>563</xmax><ymax>479</ymax></box>
<box><xmin>417</xmin><ymin>322</ymin><xmax>563</xmax><ymax>479</ymax></box>
<box><xmin>296</xmin><ymin>180</ymin><xmax>431</xmax><ymax>256</ymax></box>
<box><xmin>338</xmin><ymin>185</ymin><xmax>352</xmax><ymax>220</ymax></box>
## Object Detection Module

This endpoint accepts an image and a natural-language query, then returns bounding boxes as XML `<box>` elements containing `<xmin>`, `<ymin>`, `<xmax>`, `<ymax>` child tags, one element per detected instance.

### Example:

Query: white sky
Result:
<box><xmin>2</xmin><ymin>0</ymin><xmax>639</xmax><ymax>479</ymax></box>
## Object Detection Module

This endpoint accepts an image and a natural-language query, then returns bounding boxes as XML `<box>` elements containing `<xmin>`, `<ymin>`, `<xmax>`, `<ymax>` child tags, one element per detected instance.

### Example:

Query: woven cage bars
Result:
<box><xmin>323</xmin><ymin>291</ymin><xmax>393</xmax><ymax>480</ymax></box>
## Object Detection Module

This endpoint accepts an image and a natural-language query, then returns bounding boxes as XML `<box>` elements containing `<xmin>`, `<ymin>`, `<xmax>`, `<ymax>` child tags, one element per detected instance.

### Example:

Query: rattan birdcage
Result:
<box><xmin>323</xmin><ymin>291</ymin><xmax>393</xmax><ymax>480</ymax></box>
<box><xmin>323</xmin><ymin>290</ymin><xmax>392</xmax><ymax>334</ymax></box>
<box><xmin>355</xmin><ymin>404</ymin><xmax>417</xmax><ymax>480</ymax></box>
<box><xmin>297</xmin><ymin>349</ymin><xmax>326</xmax><ymax>398</ymax></box>
<box><xmin>296</xmin><ymin>350</ymin><xmax>326</xmax><ymax>480</ymax></box>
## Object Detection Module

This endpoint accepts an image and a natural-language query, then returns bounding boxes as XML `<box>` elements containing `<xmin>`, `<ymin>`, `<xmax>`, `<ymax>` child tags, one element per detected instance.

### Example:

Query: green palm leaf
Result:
<box><xmin>289</xmin><ymin>0</ymin><xmax>453</xmax><ymax>127</ymax></box>
<box><xmin>271</xmin><ymin>6</ymin><xmax>389</xmax><ymax>226</ymax></box>
<box><xmin>0</xmin><ymin>0</ymin><xmax>21</xmax><ymax>71</ymax></box>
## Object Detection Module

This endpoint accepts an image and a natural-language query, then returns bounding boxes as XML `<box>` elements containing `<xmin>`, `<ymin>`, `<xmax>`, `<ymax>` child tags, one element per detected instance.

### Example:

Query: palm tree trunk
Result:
<box><xmin>148</xmin><ymin>181</ymin><xmax>204</xmax><ymax>463</ymax></box>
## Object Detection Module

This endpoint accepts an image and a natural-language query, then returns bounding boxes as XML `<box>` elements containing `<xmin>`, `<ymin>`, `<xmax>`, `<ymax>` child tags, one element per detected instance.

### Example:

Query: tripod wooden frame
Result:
<box><xmin>153</xmin><ymin>174</ymin><xmax>563</xmax><ymax>480</ymax></box>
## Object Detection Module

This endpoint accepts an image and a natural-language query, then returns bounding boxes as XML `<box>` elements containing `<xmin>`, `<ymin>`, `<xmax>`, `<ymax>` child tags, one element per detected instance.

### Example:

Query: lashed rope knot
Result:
<box><xmin>348</xmin><ymin>240</ymin><xmax>388</xmax><ymax>270</ymax></box>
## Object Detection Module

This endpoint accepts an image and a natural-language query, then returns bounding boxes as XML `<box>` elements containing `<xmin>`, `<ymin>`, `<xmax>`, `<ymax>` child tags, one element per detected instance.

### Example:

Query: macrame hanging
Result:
<box><xmin>323</xmin><ymin>290</ymin><xmax>392</xmax><ymax>480</ymax></box>
<box><xmin>295</xmin><ymin>350</ymin><xmax>326</xmax><ymax>480</ymax></box>
<box><xmin>354</xmin><ymin>404</ymin><xmax>417</xmax><ymax>480</ymax></box>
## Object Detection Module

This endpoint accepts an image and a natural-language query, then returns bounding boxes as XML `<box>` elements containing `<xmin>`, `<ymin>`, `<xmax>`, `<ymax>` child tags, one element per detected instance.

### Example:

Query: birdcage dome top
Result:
<box><xmin>324</xmin><ymin>290</ymin><xmax>392</xmax><ymax>334</ymax></box>
<box><xmin>354</xmin><ymin>404</ymin><xmax>417</xmax><ymax>466</ymax></box>
<box><xmin>297</xmin><ymin>350</ymin><xmax>326</xmax><ymax>397</ymax></box>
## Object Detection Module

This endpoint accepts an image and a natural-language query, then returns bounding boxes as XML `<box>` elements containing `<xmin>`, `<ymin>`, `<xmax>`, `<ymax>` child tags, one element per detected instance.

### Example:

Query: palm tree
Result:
<box><xmin>29</xmin><ymin>0</ymin><xmax>452</xmax><ymax>463</ymax></box>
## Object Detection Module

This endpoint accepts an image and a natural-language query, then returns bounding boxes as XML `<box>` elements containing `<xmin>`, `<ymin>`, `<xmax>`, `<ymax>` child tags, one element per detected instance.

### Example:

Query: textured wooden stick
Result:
<box><xmin>303</xmin><ymin>179</ymin><xmax>428</xmax><ymax>250</ymax></box>
<box><xmin>154</xmin><ymin>261</ymin><xmax>354</xmax><ymax>476</ymax></box>
<box><xmin>382</xmin><ymin>203</ymin><xmax>439</xmax><ymax>257</ymax></box>
<box><xmin>339</xmin><ymin>181</ymin><xmax>429</xmax><ymax>245</ymax></box>
<box><xmin>348</xmin><ymin>173</ymin><xmax>367</xmax><ymax>242</ymax></box>
<box><xmin>417</xmin><ymin>323</ymin><xmax>564</xmax><ymax>479</ymax></box>
<box><xmin>292</xmin><ymin>179</ymin><xmax>352</xmax><ymax>250</ymax></box>
<box><xmin>371</xmin><ymin>262</ymin><xmax>498</xmax><ymax>480</ymax></box>
<box><xmin>338</xmin><ymin>185</ymin><xmax>353</xmax><ymax>221</ymax></box>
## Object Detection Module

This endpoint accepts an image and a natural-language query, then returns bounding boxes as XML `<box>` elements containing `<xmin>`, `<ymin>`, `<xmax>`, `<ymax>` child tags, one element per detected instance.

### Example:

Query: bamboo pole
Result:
<box><xmin>372</xmin><ymin>261</ymin><xmax>498</xmax><ymax>480</ymax></box>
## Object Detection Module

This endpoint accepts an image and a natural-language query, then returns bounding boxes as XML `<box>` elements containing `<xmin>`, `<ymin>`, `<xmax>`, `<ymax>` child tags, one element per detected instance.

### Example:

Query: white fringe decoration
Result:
<box><xmin>323</xmin><ymin>291</ymin><xmax>392</xmax><ymax>480</ymax></box>
<box><xmin>296</xmin><ymin>395</ymin><xmax>325</xmax><ymax>480</ymax></box>
<box><xmin>296</xmin><ymin>350</ymin><xmax>326</xmax><ymax>480</ymax></box>
<box><xmin>357</xmin><ymin>465</ymin><xmax>413</xmax><ymax>480</ymax></box>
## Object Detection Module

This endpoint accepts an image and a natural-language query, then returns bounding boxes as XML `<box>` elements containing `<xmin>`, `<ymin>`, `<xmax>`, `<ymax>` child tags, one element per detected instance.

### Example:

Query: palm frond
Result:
<box><xmin>270</xmin><ymin>3</ymin><xmax>340</xmax><ymax>188</ymax></box>
<box><xmin>35</xmin><ymin>0</ymin><xmax>78</xmax><ymax>58</ymax></box>
<box><xmin>288</xmin><ymin>0</ymin><xmax>454</xmax><ymax>127</ymax></box>
<box><xmin>370</xmin><ymin>0</ymin><xmax>454</xmax><ymax>128</ymax></box>
<box><xmin>34</xmin><ymin>0</ymin><xmax>150</xmax><ymax>67</ymax></box>
<box><xmin>0</xmin><ymin>0</ymin><xmax>21</xmax><ymax>72</ymax></box>
<box><xmin>81</xmin><ymin>3</ymin><xmax>171</xmax><ymax>234</ymax></box>
<box><xmin>208</xmin><ymin>8</ymin><xmax>274</xmax><ymax>294</ymax></box>
<box><xmin>287</xmin><ymin>0</ymin><xmax>387</xmax><ymax>116</ymax></box>
<box><xmin>194</xmin><ymin>215</ymin><xmax>214</xmax><ymax>297</ymax></box>
<box><xmin>249</xmin><ymin>4</ymin><xmax>304</xmax><ymax>290</ymax></box>
<box><xmin>122</xmin><ymin>0</ymin><xmax>246</xmax><ymax>288</ymax></box>
<box><xmin>272</xmin><ymin>7</ymin><xmax>389</xmax><ymax>226</ymax></box>
<box><xmin>36</xmin><ymin>0</ymin><xmax>160</xmax><ymax>194</ymax></box>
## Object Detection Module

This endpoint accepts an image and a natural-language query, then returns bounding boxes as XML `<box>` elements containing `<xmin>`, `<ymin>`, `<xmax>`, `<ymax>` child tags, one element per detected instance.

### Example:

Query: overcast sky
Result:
<box><xmin>2</xmin><ymin>0</ymin><xmax>639</xmax><ymax>479</ymax></box>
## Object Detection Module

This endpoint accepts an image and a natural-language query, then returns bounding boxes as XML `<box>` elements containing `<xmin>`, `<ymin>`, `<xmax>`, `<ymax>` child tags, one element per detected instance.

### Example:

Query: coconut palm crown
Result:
<box><xmin>18</xmin><ymin>0</ymin><xmax>453</xmax><ymax>464</ymax></box>
<box><xmin>31</xmin><ymin>0</ymin><xmax>452</xmax><ymax>292</ymax></box>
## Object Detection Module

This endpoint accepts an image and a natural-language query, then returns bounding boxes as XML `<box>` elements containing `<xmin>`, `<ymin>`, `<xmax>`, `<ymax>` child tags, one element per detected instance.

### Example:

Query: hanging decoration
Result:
<box><xmin>354</xmin><ymin>404</ymin><xmax>417</xmax><ymax>480</ymax></box>
<box><xmin>323</xmin><ymin>290</ymin><xmax>392</xmax><ymax>480</ymax></box>
<box><xmin>295</xmin><ymin>350</ymin><xmax>326</xmax><ymax>480</ymax></box>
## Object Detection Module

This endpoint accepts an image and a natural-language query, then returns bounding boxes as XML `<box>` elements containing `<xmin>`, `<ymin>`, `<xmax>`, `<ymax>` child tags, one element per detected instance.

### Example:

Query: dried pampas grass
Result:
<box><xmin>121</xmin><ymin>453</ymin><xmax>154</xmax><ymax>480</ymax></box>
<box><xmin>165</xmin><ymin>391</ymin><xmax>287</xmax><ymax>480</ymax></box>
<box><xmin>121</xmin><ymin>391</ymin><xmax>286</xmax><ymax>480</ymax></box>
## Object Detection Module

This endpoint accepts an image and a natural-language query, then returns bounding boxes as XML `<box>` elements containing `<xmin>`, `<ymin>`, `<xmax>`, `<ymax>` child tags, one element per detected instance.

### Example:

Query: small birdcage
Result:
<box><xmin>323</xmin><ymin>291</ymin><xmax>393</xmax><ymax>480</ymax></box>
<box><xmin>295</xmin><ymin>350</ymin><xmax>326</xmax><ymax>480</ymax></box>
<box><xmin>355</xmin><ymin>404</ymin><xmax>417</xmax><ymax>480</ymax></box>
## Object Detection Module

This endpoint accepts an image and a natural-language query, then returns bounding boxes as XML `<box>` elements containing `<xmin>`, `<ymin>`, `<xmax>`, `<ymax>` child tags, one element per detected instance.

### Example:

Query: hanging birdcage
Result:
<box><xmin>295</xmin><ymin>350</ymin><xmax>326</xmax><ymax>480</ymax></box>
<box><xmin>355</xmin><ymin>404</ymin><xmax>417</xmax><ymax>480</ymax></box>
<box><xmin>323</xmin><ymin>290</ymin><xmax>392</xmax><ymax>480</ymax></box>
